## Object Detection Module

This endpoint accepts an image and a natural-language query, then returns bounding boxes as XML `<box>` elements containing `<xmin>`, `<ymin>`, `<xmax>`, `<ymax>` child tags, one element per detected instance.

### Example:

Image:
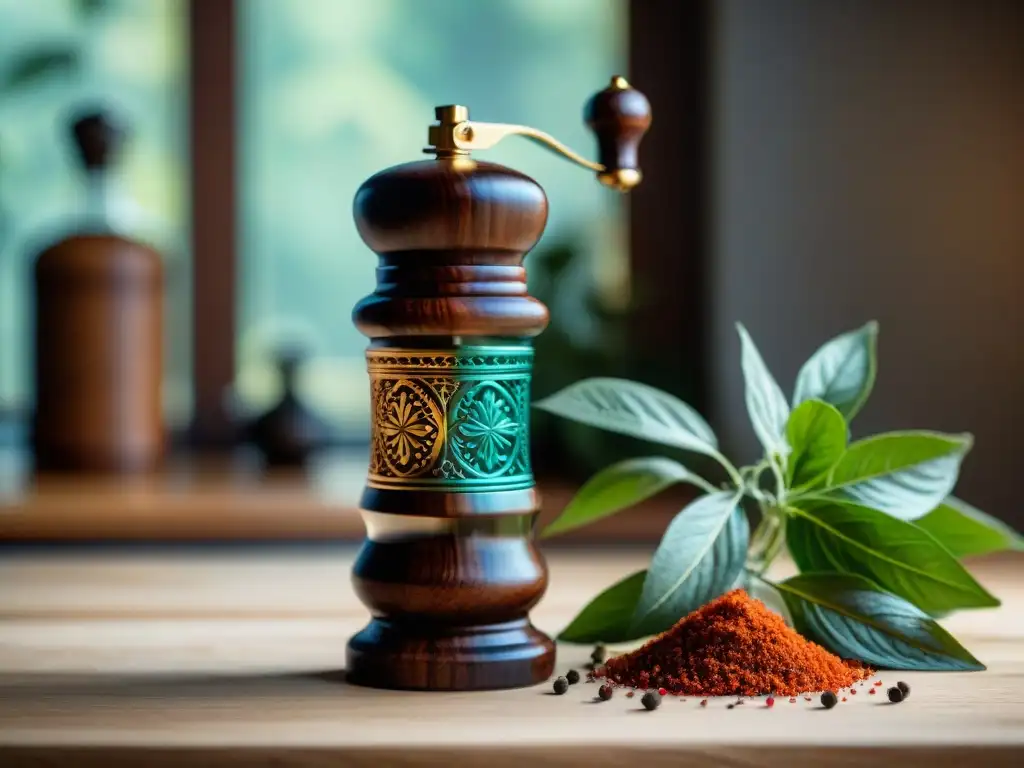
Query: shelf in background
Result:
<box><xmin>0</xmin><ymin>448</ymin><xmax>689</xmax><ymax>543</ymax></box>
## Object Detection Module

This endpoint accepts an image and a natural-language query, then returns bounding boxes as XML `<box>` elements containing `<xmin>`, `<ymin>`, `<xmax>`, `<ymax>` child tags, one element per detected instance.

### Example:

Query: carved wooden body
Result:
<box><xmin>348</xmin><ymin>159</ymin><xmax>553</xmax><ymax>690</ymax></box>
<box><xmin>346</xmin><ymin>79</ymin><xmax>650</xmax><ymax>690</ymax></box>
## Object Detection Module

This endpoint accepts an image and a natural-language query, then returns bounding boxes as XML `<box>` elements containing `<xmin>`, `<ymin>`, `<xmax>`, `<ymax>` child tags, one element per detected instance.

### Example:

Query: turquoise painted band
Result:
<box><xmin>366</xmin><ymin>346</ymin><xmax>533</xmax><ymax>493</ymax></box>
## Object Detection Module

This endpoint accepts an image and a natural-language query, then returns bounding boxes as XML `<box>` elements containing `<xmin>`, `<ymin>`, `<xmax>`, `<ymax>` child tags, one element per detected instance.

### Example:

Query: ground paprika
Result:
<box><xmin>594</xmin><ymin>589</ymin><xmax>870</xmax><ymax>697</ymax></box>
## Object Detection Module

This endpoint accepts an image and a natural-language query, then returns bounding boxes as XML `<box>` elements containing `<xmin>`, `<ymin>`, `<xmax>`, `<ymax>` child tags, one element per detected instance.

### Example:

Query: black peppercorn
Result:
<box><xmin>897</xmin><ymin>681</ymin><xmax>910</xmax><ymax>699</ymax></box>
<box><xmin>553</xmin><ymin>677</ymin><xmax>569</xmax><ymax>695</ymax></box>
<box><xmin>566</xmin><ymin>669</ymin><xmax>580</xmax><ymax>685</ymax></box>
<box><xmin>591</xmin><ymin>644</ymin><xmax>607</xmax><ymax>664</ymax></box>
<box><xmin>641</xmin><ymin>691</ymin><xmax>661</xmax><ymax>711</ymax></box>
<box><xmin>598</xmin><ymin>684</ymin><xmax>613</xmax><ymax>701</ymax></box>
<box><xmin>727</xmin><ymin>703</ymin><xmax>735</xmax><ymax>710</ymax></box>
<box><xmin>887</xmin><ymin>686</ymin><xmax>904</xmax><ymax>703</ymax></box>
<box><xmin>821</xmin><ymin>690</ymin><xmax>838</xmax><ymax>709</ymax></box>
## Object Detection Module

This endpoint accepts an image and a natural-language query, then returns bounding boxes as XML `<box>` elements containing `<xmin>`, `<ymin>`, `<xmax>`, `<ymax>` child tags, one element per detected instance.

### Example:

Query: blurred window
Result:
<box><xmin>237</xmin><ymin>0</ymin><xmax>628</xmax><ymax>441</ymax></box>
<box><xmin>0</xmin><ymin>0</ymin><xmax>189</xmax><ymax>431</ymax></box>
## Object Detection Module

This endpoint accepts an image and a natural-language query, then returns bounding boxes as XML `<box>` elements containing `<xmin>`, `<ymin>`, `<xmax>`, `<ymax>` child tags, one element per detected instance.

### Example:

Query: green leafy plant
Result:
<box><xmin>537</xmin><ymin>322</ymin><xmax>1022</xmax><ymax>671</ymax></box>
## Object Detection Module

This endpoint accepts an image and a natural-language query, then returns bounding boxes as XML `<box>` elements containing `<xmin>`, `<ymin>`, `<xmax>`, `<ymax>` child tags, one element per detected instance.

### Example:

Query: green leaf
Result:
<box><xmin>773</xmin><ymin>572</ymin><xmax>984</xmax><ymax>671</ymax></box>
<box><xmin>541</xmin><ymin>457</ymin><xmax>715</xmax><ymax>539</ymax></box>
<box><xmin>534</xmin><ymin>378</ymin><xmax>718</xmax><ymax>457</ymax></box>
<box><xmin>737</xmin><ymin>324</ymin><xmax>790</xmax><ymax>456</ymax></box>
<box><xmin>785</xmin><ymin>400</ymin><xmax>847</xmax><ymax>488</ymax></box>
<box><xmin>818</xmin><ymin>431</ymin><xmax>973</xmax><ymax>520</ymax></box>
<box><xmin>746</xmin><ymin>577</ymin><xmax>795</xmax><ymax>626</ymax></box>
<box><xmin>793</xmin><ymin>321</ymin><xmax>878</xmax><ymax>421</ymax></box>
<box><xmin>786</xmin><ymin>498</ymin><xmax>999</xmax><ymax>615</ymax></box>
<box><xmin>916</xmin><ymin>497</ymin><xmax>1024</xmax><ymax>559</ymax></box>
<box><xmin>558</xmin><ymin>570</ymin><xmax>647</xmax><ymax>643</ymax></box>
<box><xmin>1</xmin><ymin>48</ymin><xmax>79</xmax><ymax>92</ymax></box>
<box><xmin>631</xmin><ymin>491</ymin><xmax>748</xmax><ymax>636</ymax></box>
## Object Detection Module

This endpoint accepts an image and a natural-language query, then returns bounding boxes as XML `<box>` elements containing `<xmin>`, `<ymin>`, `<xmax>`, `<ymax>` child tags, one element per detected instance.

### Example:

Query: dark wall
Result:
<box><xmin>707</xmin><ymin>0</ymin><xmax>1024</xmax><ymax>524</ymax></box>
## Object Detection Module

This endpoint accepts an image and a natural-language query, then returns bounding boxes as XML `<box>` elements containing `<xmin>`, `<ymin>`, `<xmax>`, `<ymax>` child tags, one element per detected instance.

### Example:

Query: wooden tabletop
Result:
<box><xmin>0</xmin><ymin>548</ymin><xmax>1021</xmax><ymax>767</ymax></box>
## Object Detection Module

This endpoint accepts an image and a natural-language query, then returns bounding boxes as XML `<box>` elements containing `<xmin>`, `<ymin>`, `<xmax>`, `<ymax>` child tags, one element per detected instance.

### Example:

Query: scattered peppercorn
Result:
<box><xmin>869</xmin><ymin>688</ymin><xmax>877</xmax><ymax>695</ymax></box>
<box><xmin>566</xmin><ymin>669</ymin><xmax>580</xmax><ymax>685</ymax></box>
<box><xmin>850</xmin><ymin>687</ymin><xmax>857</xmax><ymax>695</ymax></box>
<box><xmin>626</xmin><ymin>690</ymin><xmax>635</xmax><ymax>698</ymax></box>
<box><xmin>598</xmin><ymin>684</ymin><xmax>614</xmax><ymax>701</ymax></box>
<box><xmin>727</xmin><ymin>704</ymin><xmax>735</xmax><ymax>710</ymax></box>
<box><xmin>700</xmin><ymin>699</ymin><xmax>708</xmax><ymax>707</ymax></box>
<box><xmin>658</xmin><ymin>687</ymin><xmax>668</xmax><ymax>696</ymax></box>
<box><xmin>553</xmin><ymin>677</ymin><xmax>569</xmax><ymax>695</ymax></box>
<box><xmin>766</xmin><ymin>696</ymin><xmax>775</xmax><ymax>708</ymax></box>
<box><xmin>789</xmin><ymin>697</ymin><xmax>796</xmax><ymax>704</ymax></box>
<box><xmin>842</xmin><ymin>697</ymin><xmax>847</xmax><ymax>702</ymax></box>
<box><xmin>821</xmin><ymin>691</ymin><xmax>838</xmax><ymax>709</ymax></box>
<box><xmin>641</xmin><ymin>691</ymin><xmax>661</xmax><ymax>711</ymax></box>
<box><xmin>897</xmin><ymin>681</ymin><xmax>910</xmax><ymax>699</ymax></box>
<box><xmin>874</xmin><ymin>680</ymin><xmax>883</xmax><ymax>686</ymax></box>
<box><xmin>591</xmin><ymin>644</ymin><xmax>607</xmax><ymax>664</ymax></box>
<box><xmin>804</xmin><ymin>696</ymin><xmax>812</xmax><ymax>702</ymax></box>
<box><xmin>888</xmin><ymin>686</ymin><xmax>904</xmax><ymax>703</ymax></box>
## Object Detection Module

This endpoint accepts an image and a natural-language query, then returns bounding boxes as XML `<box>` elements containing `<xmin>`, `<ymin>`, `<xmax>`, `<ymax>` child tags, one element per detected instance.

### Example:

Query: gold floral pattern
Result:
<box><xmin>375</xmin><ymin>380</ymin><xmax>444</xmax><ymax>477</ymax></box>
<box><xmin>366</xmin><ymin>348</ymin><xmax>532</xmax><ymax>491</ymax></box>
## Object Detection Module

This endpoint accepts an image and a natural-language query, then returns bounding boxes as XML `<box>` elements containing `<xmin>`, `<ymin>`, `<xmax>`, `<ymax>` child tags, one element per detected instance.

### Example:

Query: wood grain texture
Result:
<box><xmin>352</xmin><ymin>159</ymin><xmax>550</xmax><ymax>339</ymax></box>
<box><xmin>0</xmin><ymin>551</ymin><xmax>1020</xmax><ymax>766</ymax></box>
<box><xmin>349</xmin><ymin>154</ymin><xmax>561</xmax><ymax>689</ymax></box>
<box><xmin>32</xmin><ymin>234</ymin><xmax>164</xmax><ymax>474</ymax></box>
<box><xmin>584</xmin><ymin>78</ymin><xmax>653</xmax><ymax>183</ymax></box>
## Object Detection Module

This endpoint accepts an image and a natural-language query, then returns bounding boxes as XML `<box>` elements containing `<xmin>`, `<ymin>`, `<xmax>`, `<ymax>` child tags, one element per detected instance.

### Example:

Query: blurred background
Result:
<box><xmin>0</xmin><ymin>0</ymin><xmax>1021</xmax><ymax>542</ymax></box>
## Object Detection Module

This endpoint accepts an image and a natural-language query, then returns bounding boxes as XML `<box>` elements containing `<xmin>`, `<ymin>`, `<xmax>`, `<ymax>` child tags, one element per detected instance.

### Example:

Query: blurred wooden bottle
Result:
<box><xmin>31</xmin><ymin>109</ymin><xmax>165</xmax><ymax>474</ymax></box>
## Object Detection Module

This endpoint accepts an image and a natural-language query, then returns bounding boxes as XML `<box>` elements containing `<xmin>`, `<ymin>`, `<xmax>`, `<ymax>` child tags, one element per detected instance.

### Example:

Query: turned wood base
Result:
<box><xmin>346</xmin><ymin>618</ymin><xmax>555</xmax><ymax>691</ymax></box>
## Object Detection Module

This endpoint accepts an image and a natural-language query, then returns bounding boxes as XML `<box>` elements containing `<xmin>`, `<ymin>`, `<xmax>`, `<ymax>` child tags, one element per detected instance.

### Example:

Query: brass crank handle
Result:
<box><xmin>426</xmin><ymin>76</ymin><xmax>652</xmax><ymax>192</ymax></box>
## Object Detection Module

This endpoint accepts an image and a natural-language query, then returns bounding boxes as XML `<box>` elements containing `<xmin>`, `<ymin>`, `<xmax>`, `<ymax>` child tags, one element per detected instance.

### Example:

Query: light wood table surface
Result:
<box><xmin>0</xmin><ymin>548</ymin><xmax>1021</xmax><ymax>766</ymax></box>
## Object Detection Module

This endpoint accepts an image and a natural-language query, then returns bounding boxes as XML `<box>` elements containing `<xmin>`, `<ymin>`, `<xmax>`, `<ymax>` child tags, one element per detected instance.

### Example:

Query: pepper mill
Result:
<box><xmin>246</xmin><ymin>346</ymin><xmax>334</xmax><ymax>468</ymax></box>
<box><xmin>347</xmin><ymin>76</ymin><xmax>651</xmax><ymax>690</ymax></box>
<box><xmin>31</xmin><ymin>108</ymin><xmax>164</xmax><ymax>474</ymax></box>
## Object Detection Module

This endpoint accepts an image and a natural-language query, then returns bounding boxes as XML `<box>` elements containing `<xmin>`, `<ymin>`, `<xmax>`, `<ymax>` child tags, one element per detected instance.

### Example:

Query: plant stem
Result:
<box><xmin>710</xmin><ymin>449</ymin><xmax>743</xmax><ymax>488</ymax></box>
<box><xmin>769</xmin><ymin>454</ymin><xmax>787</xmax><ymax>503</ymax></box>
<box><xmin>746</xmin><ymin>504</ymin><xmax>787</xmax><ymax>575</ymax></box>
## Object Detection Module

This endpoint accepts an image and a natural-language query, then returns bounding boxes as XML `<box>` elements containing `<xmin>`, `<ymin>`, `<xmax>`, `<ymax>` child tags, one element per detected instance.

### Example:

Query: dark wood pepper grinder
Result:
<box><xmin>31</xmin><ymin>109</ymin><xmax>164</xmax><ymax>474</ymax></box>
<box><xmin>245</xmin><ymin>346</ymin><xmax>335</xmax><ymax>468</ymax></box>
<box><xmin>347</xmin><ymin>76</ymin><xmax>651</xmax><ymax>690</ymax></box>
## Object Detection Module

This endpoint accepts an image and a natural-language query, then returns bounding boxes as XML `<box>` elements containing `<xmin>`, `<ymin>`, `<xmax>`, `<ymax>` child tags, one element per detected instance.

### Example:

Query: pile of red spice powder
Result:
<box><xmin>594</xmin><ymin>589</ymin><xmax>871</xmax><ymax>697</ymax></box>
